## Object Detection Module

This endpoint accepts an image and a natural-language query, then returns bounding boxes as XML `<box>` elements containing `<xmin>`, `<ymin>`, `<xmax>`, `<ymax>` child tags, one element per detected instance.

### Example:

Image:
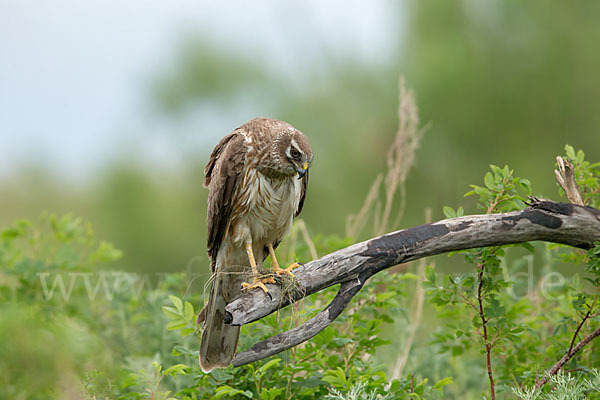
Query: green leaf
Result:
<box><xmin>169</xmin><ymin>295</ymin><xmax>183</xmax><ymax>312</ymax></box>
<box><xmin>490</xmin><ymin>164</ymin><xmax>502</xmax><ymax>177</ymax></box>
<box><xmin>443</xmin><ymin>206</ymin><xmax>456</xmax><ymax>219</ymax></box>
<box><xmin>167</xmin><ymin>320</ymin><xmax>188</xmax><ymax>331</ymax></box>
<box><xmin>180</xmin><ymin>328</ymin><xmax>196</xmax><ymax>336</ymax></box>
<box><xmin>433</xmin><ymin>376</ymin><xmax>453</xmax><ymax>390</ymax></box>
<box><xmin>425</xmin><ymin>265</ymin><xmax>437</xmax><ymax>285</ymax></box>
<box><xmin>163</xmin><ymin>364</ymin><xmax>188</xmax><ymax>377</ymax></box>
<box><xmin>565</xmin><ymin>144</ymin><xmax>576</xmax><ymax>160</ymax></box>
<box><xmin>572</xmin><ymin>273</ymin><xmax>581</xmax><ymax>289</ymax></box>
<box><xmin>184</xmin><ymin>301</ymin><xmax>195</xmax><ymax>321</ymax></box>
<box><xmin>333</xmin><ymin>337</ymin><xmax>354</xmax><ymax>346</ymax></box>
<box><xmin>484</xmin><ymin>172</ymin><xmax>494</xmax><ymax>190</ymax></box>
<box><xmin>258</xmin><ymin>358</ymin><xmax>281</xmax><ymax>378</ymax></box>
<box><xmin>162</xmin><ymin>306</ymin><xmax>181</xmax><ymax>320</ymax></box>
<box><xmin>322</xmin><ymin>367</ymin><xmax>348</xmax><ymax>388</ymax></box>
<box><xmin>214</xmin><ymin>386</ymin><xmax>249</xmax><ymax>399</ymax></box>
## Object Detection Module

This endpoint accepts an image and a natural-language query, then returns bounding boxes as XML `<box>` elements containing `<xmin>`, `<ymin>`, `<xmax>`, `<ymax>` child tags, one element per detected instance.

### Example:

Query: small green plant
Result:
<box><xmin>512</xmin><ymin>369</ymin><xmax>600</xmax><ymax>400</ymax></box>
<box><xmin>163</xmin><ymin>295</ymin><xmax>197</xmax><ymax>336</ymax></box>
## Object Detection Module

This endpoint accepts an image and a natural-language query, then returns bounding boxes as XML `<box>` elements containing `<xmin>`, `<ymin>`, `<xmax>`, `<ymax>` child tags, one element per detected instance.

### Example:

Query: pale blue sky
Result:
<box><xmin>0</xmin><ymin>0</ymin><xmax>399</xmax><ymax>182</ymax></box>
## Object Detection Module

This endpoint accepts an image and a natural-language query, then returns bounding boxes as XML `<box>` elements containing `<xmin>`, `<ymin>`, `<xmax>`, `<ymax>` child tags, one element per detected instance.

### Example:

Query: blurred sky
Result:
<box><xmin>0</xmin><ymin>0</ymin><xmax>399</xmax><ymax>182</ymax></box>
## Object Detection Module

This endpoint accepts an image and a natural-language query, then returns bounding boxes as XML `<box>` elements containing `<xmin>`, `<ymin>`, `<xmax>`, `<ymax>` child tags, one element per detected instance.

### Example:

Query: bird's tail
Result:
<box><xmin>198</xmin><ymin>270</ymin><xmax>241</xmax><ymax>373</ymax></box>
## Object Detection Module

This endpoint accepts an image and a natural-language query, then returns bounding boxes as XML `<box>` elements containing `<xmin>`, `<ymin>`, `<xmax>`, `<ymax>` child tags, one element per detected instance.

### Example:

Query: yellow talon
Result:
<box><xmin>274</xmin><ymin>262</ymin><xmax>301</xmax><ymax>277</ymax></box>
<box><xmin>242</xmin><ymin>242</ymin><xmax>274</xmax><ymax>293</ymax></box>
<box><xmin>241</xmin><ymin>277</ymin><xmax>273</xmax><ymax>294</ymax></box>
<box><xmin>267</xmin><ymin>243</ymin><xmax>302</xmax><ymax>278</ymax></box>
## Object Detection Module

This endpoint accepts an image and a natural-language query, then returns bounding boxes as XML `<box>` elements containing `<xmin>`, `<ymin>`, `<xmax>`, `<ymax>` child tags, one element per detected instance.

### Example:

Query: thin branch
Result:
<box><xmin>535</xmin><ymin>325</ymin><xmax>600</xmax><ymax>389</ymax></box>
<box><xmin>477</xmin><ymin>262</ymin><xmax>496</xmax><ymax>400</ymax></box>
<box><xmin>231</xmin><ymin>275</ymin><xmax>368</xmax><ymax>367</ymax></box>
<box><xmin>225</xmin><ymin>200</ymin><xmax>600</xmax><ymax>365</ymax></box>
<box><xmin>568</xmin><ymin>302</ymin><xmax>593</xmax><ymax>355</ymax></box>
<box><xmin>533</xmin><ymin>301</ymin><xmax>596</xmax><ymax>390</ymax></box>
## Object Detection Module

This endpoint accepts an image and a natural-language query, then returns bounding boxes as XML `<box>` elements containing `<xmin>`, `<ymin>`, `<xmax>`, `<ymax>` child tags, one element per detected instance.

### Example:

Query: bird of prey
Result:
<box><xmin>197</xmin><ymin>117</ymin><xmax>312</xmax><ymax>372</ymax></box>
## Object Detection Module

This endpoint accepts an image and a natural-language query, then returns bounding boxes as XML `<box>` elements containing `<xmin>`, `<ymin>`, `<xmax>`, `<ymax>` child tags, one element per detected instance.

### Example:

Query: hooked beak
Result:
<box><xmin>297</xmin><ymin>162</ymin><xmax>309</xmax><ymax>179</ymax></box>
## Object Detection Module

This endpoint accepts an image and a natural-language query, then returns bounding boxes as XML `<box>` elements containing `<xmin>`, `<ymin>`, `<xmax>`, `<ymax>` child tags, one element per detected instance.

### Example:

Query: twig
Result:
<box><xmin>477</xmin><ymin>262</ymin><xmax>496</xmax><ymax>400</ymax></box>
<box><xmin>225</xmin><ymin>200</ymin><xmax>600</xmax><ymax>365</ymax></box>
<box><xmin>535</xmin><ymin>325</ymin><xmax>600</xmax><ymax>389</ymax></box>
<box><xmin>568</xmin><ymin>303</ymin><xmax>593</xmax><ymax>355</ymax></box>
<box><xmin>533</xmin><ymin>301</ymin><xmax>595</xmax><ymax>389</ymax></box>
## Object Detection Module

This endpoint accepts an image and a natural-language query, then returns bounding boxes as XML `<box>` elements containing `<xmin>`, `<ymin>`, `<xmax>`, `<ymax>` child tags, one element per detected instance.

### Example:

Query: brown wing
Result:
<box><xmin>295</xmin><ymin>168</ymin><xmax>309</xmax><ymax>218</ymax></box>
<box><xmin>205</xmin><ymin>132</ymin><xmax>247</xmax><ymax>271</ymax></box>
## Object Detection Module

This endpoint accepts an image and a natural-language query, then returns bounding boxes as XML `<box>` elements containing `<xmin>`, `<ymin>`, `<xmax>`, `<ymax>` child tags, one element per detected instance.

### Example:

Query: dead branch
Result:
<box><xmin>555</xmin><ymin>156</ymin><xmax>584</xmax><ymax>206</ymax></box>
<box><xmin>227</xmin><ymin>199</ymin><xmax>600</xmax><ymax>367</ymax></box>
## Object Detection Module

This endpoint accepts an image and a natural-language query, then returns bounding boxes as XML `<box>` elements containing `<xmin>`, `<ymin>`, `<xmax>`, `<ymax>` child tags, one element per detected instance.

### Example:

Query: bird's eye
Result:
<box><xmin>290</xmin><ymin>148</ymin><xmax>301</xmax><ymax>159</ymax></box>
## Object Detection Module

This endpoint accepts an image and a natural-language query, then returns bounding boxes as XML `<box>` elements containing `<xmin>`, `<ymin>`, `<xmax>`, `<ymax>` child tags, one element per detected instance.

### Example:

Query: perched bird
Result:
<box><xmin>197</xmin><ymin>117</ymin><xmax>312</xmax><ymax>372</ymax></box>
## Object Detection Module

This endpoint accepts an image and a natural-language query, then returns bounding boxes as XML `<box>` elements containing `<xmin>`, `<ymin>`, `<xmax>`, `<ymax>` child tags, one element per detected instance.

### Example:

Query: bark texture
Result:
<box><xmin>226</xmin><ymin>199</ymin><xmax>600</xmax><ymax>367</ymax></box>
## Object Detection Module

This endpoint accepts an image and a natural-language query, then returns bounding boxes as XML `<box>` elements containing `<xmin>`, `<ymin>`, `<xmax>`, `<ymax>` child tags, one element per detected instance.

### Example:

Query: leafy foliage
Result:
<box><xmin>513</xmin><ymin>369</ymin><xmax>600</xmax><ymax>400</ymax></box>
<box><xmin>430</xmin><ymin>149</ymin><xmax>600</xmax><ymax>398</ymax></box>
<box><xmin>2</xmin><ymin>145</ymin><xmax>599</xmax><ymax>399</ymax></box>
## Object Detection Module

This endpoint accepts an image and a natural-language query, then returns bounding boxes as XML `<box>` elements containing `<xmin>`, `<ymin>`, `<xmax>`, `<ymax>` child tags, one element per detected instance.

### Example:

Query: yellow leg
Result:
<box><xmin>241</xmin><ymin>242</ymin><xmax>274</xmax><ymax>293</ymax></box>
<box><xmin>268</xmin><ymin>243</ymin><xmax>301</xmax><ymax>277</ymax></box>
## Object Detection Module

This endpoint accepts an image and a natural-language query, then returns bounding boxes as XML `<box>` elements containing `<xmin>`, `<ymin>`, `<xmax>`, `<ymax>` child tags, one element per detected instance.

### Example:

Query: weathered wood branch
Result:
<box><xmin>555</xmin><ymin>157</ymin><xmax>585</xmax><ymax>206</ymax></box>
<box><xmin>231</xmin><ymin>276</ymin><xmax>367</xmax><ymax>366</ymax></box>
<box><xmin>228</xmin><ymin>200</ymin><xmax>600</xmax><ymax>367</ymax></box>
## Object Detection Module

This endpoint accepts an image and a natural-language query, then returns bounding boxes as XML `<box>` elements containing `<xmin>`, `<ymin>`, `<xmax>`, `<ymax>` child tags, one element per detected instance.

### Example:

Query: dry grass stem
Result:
<box><xmin>346</xmin><ymin>76</ymin><xmax>426</xmax><ymax>239</ymax></box>
<box><xmin>346</xmin><ymin>174</ymin><xmax>383</xmax><ymax>239</ymax></box>
<box><xmin>296</xmin><ymin>219</ymin><xmax>318</xmax><ymax>260</ymax></box>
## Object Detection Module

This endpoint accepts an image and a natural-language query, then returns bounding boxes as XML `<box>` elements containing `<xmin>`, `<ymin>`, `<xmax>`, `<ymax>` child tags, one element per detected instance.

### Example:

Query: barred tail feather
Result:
<box><xmin>199</xmin><ymin>270</ymin><xmax>241</xmax><ymax>372</ymax></box>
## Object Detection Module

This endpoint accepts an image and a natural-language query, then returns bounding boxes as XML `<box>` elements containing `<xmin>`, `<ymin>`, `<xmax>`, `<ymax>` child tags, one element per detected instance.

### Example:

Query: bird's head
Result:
<box><xmin>249</xmin><ymin>118</ymin><xmax>312</xmax><ymax>179</ymax></box>
<box><xmin>277</xmin><ymin>129</ymin><xmax>312</xmax><ymax>179</ymax></box>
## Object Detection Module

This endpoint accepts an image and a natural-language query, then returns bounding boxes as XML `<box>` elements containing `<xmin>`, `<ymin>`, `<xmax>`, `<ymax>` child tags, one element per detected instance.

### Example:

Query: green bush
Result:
<box><xmin>1</xmin><ymin>145</ymin><xmax>599</xmax><ymax>399</ymax></box>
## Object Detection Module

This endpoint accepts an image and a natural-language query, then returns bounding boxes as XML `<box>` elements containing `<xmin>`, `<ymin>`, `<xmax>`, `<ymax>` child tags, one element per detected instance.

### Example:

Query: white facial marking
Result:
<box><xmin>288</xmin><ymin>138</ymin><xmax>303</xmax><ymax>158</ymax></box>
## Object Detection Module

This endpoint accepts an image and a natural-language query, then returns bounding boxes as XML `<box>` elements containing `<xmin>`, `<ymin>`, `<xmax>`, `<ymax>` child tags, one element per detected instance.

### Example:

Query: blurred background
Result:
<box><xmin>2</xmin><ymin>0</ymin><xmax>600</xmax><ymax>278</ymax></box>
